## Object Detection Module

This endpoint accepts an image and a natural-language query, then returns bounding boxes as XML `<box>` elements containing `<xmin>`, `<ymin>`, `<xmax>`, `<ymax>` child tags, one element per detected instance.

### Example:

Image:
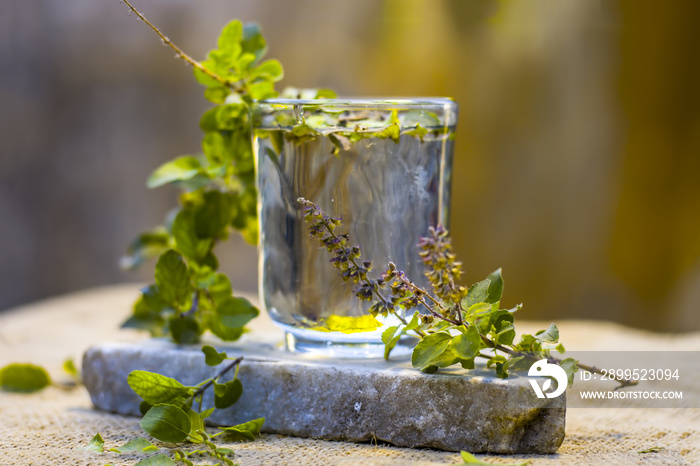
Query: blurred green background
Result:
<box><xmin>1</xmin><ymin>0</ymin><xmax>698</xmax><ymax>331</ymax></box>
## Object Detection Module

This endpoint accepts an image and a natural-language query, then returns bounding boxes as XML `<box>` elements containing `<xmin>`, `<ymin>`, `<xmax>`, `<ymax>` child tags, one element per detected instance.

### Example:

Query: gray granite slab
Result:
<box><xmin>83</xmin><ymin>339</ymin><xmax>565</xmax><ymax>453</ymax></box>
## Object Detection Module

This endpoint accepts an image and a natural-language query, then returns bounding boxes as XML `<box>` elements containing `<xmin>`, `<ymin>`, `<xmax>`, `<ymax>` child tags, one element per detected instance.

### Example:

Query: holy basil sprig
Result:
<box><xmin>120</xmin><ymin>1</ymin><xmax>286</xmax><ymax>344</ymax></box>
<box><xmin>122</xmin><ymin>345</ymin><xmax>264</xmax><ymax>465</ymax></box>
<box><xmin>298</xmin><ymin>198</ymin><xmax>636</xmax><ymax>388</ymax></box>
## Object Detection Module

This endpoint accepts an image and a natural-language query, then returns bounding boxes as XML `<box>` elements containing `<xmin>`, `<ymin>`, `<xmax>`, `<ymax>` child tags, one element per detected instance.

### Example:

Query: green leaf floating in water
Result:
<box><xmin>0</xmin><ymin>363</ymin><xmax>51</xmax><ymax>393</ymax></box>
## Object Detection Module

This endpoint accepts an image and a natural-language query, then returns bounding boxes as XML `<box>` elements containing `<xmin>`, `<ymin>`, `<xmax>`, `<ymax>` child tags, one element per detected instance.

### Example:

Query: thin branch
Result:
<box><xmin>314</xmin><ymin>209</ymin><xmax>426</xmax><ymax>337</ymax></box>
<box><xmin>394</xmin><ymin>271</ymin><xmax>460</xmax><ymax>325</ymax></box>
<box><xmin>121</xmin><ymin>0</ymin><xmax>235</xmax><ymax>90</ymax></box>
<box><xmin>188</xmin><ymin>356</ymin><xmax>243</xmax><ymax>403</ymax></box>
<box><xmin>180</xmin><ymin>290</ymin><xmax>200</xmax><ymax>318</ymax></box>
<box><xmin>301</xmin><ymin>199</ymin><xmax>637</xmax><ymax>388</ymax></box>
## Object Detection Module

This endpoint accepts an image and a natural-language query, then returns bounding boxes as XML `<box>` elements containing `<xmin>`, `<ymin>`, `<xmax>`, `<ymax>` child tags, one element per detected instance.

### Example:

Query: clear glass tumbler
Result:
<box><xmin>253</xmin><ymin>98</ymin><xmax>458</xmax><ymax>358</ymax></box>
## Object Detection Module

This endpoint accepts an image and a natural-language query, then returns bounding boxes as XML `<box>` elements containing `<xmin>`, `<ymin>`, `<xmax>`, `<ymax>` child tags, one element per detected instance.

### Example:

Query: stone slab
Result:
<box><xmin>83</xmin><ymin>339</ymin><xmax>565</xmax><ymax>454</ymax></box>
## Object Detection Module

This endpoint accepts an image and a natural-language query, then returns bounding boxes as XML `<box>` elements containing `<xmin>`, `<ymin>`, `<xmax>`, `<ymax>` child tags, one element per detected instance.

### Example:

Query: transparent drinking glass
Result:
<box><xmin>253</xmin><ymin>98</ymin><xmax>458</xmax><ymax>358</ymax></box>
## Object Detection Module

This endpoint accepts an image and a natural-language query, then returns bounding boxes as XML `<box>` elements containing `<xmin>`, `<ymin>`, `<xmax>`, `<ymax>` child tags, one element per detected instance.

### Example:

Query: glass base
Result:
<box><xmin>279</xmin><ymin>323</ymin><xmax>418</xmax><ymax>359</ymax></box>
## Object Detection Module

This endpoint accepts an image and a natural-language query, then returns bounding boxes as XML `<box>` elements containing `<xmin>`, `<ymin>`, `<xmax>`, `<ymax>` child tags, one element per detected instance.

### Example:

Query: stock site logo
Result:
<box><xmin>528</xmin><ymin>359</ymin><xmax>568</xmax><ymax>399</ymax></box>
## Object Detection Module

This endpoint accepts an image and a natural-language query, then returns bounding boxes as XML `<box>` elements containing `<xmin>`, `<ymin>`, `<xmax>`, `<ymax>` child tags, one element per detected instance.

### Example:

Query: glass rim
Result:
<box><xmin>255</xmin><ymin>97</ymin><xmax>457</xmax><ymax>111</ymax></box>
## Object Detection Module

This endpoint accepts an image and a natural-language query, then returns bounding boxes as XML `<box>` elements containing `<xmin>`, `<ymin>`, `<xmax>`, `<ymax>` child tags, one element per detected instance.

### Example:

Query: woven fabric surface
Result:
<box><xmin>1</xmin><ymin>285</ymin><xmax>698</xmax><ymax>465</ymax></box>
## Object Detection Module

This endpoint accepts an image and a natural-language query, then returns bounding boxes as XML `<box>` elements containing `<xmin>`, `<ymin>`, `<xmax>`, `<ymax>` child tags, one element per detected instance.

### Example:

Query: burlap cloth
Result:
<box><xmin>1</xmin><ymin>284</ymin><xmax>698</xmax><ymax>465</ymax></box>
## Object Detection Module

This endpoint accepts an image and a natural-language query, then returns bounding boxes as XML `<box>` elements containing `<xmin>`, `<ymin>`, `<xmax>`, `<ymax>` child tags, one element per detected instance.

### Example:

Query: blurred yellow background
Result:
<box><xmin>1</xmin><ymin>0</ymin><xmax>698</xmax><ymax>331</ymax></box>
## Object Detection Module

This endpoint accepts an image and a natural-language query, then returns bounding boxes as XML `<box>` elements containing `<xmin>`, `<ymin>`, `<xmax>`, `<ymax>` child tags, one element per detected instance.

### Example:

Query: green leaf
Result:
<box><xmin>199</xmin><ymin>251</ymin><xmax>219</xmax><ymax>272</ymax></box>
<box><xmin>217</xmin><ymin>20</ymin><xmax>243</xmax><ymax>57</ymax></box>
<box><xmin>155</xmin><ymin>250</ymin><xmax>191</xmax><ymax>307</ymax></box>
<box><xmin>202</xmin><ymin>131</ymin><xmax>227</xmax><ymax>167</ymax></box>
<box><xmin>218</xmin><ymin>417</ymin><xmax>265</xmax><ymax>441</ymax></box>
<box><xmin>204</xmin><ymin>86</ymin><xmax>230</xmax><ymax>104</ymax></box>
<box><xmin>429</xmin><ymin>346</ymin><xmax>459</xmax><ymax>368</ymax></box>
<box><xmin>140</xmin><ymin>401</ymin><xmax>154</xmax><ymax>416</ymax></box>
<box><xmin>216</xmin><ymin>446</ymin><xmax>235</xmax><ymax>456</ymax></box>
<box><xmin>559</xmin><ymin>357</ymin><xmax>579</xmax><ymax>387</ymax></box>
<box><xmin>490</xmin><ymin>310</ymin><xmax>516</xmax><ymax>346</ymax></box>
<box><xmin>555</xmin><ymin>343</ymin><xmax>566</xmax><ymax>354</ymax></box>
<box><xmin>495</xmin><ymin>361</ymin><xmax>509</xmax><ymax>378</ymax></box>
<box><xmin>0</xmin><ymin>363</ymin><xmax>51</xmax><ymax>392</ymax></box>
<box><xmin>403</xmin><ymin>124</ymin><xmax>428</xmax><ymax>141</ymax></box>
<box><xmin>485</xmin><ymin>268</ymin><xmax>504</xmax><ymax>304</ymax></box>
<box><xmin>377</xmin><ymin>110</ymin><xmax>401</xmax><ymax>143</ymax></box>
<box><xmin>63</xmin><ymin>358</ymin><xmax>79</xmax><ymax>379</ymax></box>
<box><xmin>109</xmin><ymin>437</ymin><xmax>158</xmax><ymax>453</ymax></box>
<box><xmin>199</xmin><ymin>104</ymin><xmax>244</xmax><ymax>132</ymax></box>
<box><xmin>378</xmin><ymin>122</ymin><xmax>400</xmax><ymax>142</ymax></box>
<box><xmin>169</xmin><ymin>315</ymin><xmax>201</xmax><ymax>344</ymax></box>
<box><xmin>467</xmin><ymin>302</ymin><xmax>492</xmax><ymax>318</ymax></box>
<box><xmin>214</xmin><ymin>378</ymin><xmax>243</xmax><ymax>409</ymax></box>
<box><xmin>209</xmin><ymin>297</ymin><xmax>259</xmax><ymax>341</ymax></box>
<box><xmin>381</xmin><ymin>325</ymin><xmax>400</xmax><ymax>360</ymax></box>
<box><xmin>202</xmin><ymin>345</ymin><xmax>227</xmax><ymax>366</ymax></box>
<box><xmin>462</xmin><ymin>280</ymin><xmax>491</xmax><ymax>309</ymax></box>
<box><xmin>172</xmin><ymin>210</ymin><xmax>212</xmax><ymax>263</ymax></box>
<box><xmin>404</xmin><ymin>312</ymin><xmax>421</xmax><ymax>332</ymax></box>
<box><xmin>123</xmin><ymin>227</ymin><xmax>171</xmax><ymax>270</ymax></box>
<box><xmin>403</xmin><ymin>110</ymin><xmax>440</xmax><ymax>128</ymax></box>
<box><xmin>134</xmin><ymin>454</ymin><xmax>177</xmax><ymax>466</ymax></box>
<box><xmin>451</xmin><ymin>325</ymin><xmax>481</xmax><ymax>360</ymax></box>
<box><xmin>249</xmin><ymin>59</ymin><xmax>284</xmax><ymax>82</ymax></box>
<box><xmin>147</xmin><ymin>156</ymin><xmax>202</xmax><ymax>189</ymax></box>
<box><xmin>81</xmin><ymin>433</ymin><xmax>104</xmax><ymax>453</ymax></box>
<box><xmin>638</xmin><ymin>447</ymin><xmax>665</xmax><ymax>454</ymax></box>
<box><xmin>460</xmin><ymin>358</ymin><xmax>475</xmax><ymax>370</ymax></box>
<box><xmin>193</xmin><ymin>66</ymin><xmax>221</xmax><ymax>88</ymax></box>
<box><xmin>411</xmin><ymin>332</ymin><xmax>452</xmax><ymax>370</ymax></box>
<box><xmin>291</xmin><ymin>122</ymin><xmax>319</xmax><ymax>139</ymax></box>
<box><xmin>248</xmin><ymin>81</ymin><xmax>277</xmax><ymax>100</ymax></box>
<box><xmin>466</xmin><ymin>302</ymin><xmax>493</xmax><ymax>333</ymax></box>
<box><xmin>460</xmin><ymin>450</ymin><xmax>531</xmax><ymax>465</ymax></box>
<box><xmin>127</xmin><ymin>370</ymin><xmax>192</xmax><ymax>405</ymax></box>
<box><xmin>122</xmin><ymin>293</ymin><xmax>167</xmax><ymax>337</ymax></box>
<box><xmin>141</xmin><ymin>284</ymin><xmax>168</xmax><ymax>312</ymax></box>
<box><xmin>514</xmin><ymin>334</ymin><xmax>543</xmax><ymax>354</ymax></box>
<box><xmin>315</xmin><ymin>89</ymin><xmax>337</xmax><ymax>99</ymax></box>
<box><xmin>535</xmin><ymin>323</ymin><xmax>559</xmax><ymax>343</ymax></box>
<box><xmin>194</xmin><ymin>191</ymin><xmax>236</xmax><ymax>239</ymax></box>
<box><xmin>186</xmin><ymin>407</ymin><xmax>206</xmax><ymax>443</ymax></box>
<box><xmin>140</xmin><ymin>404</ymin><xmax>192</xmax><ymax>444</ymax></box>
<box><xmin>241</xmin><ymin>23</ymin><xmax>267</xmax><ymax>63</ymax></box>
<box><xmin>239</xmin><ymin>214</ymin><xmax>259</xmax><ymax>245</ymax></box>
<box><xmin>487</xmin><ymin>355</ymin><xmax>507</xmax><ymax>368</ymax></box>
<box><xmin>207</xmin><ymin>273</ymin><xmax>233</xmax><ymax>304</ymax></box>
